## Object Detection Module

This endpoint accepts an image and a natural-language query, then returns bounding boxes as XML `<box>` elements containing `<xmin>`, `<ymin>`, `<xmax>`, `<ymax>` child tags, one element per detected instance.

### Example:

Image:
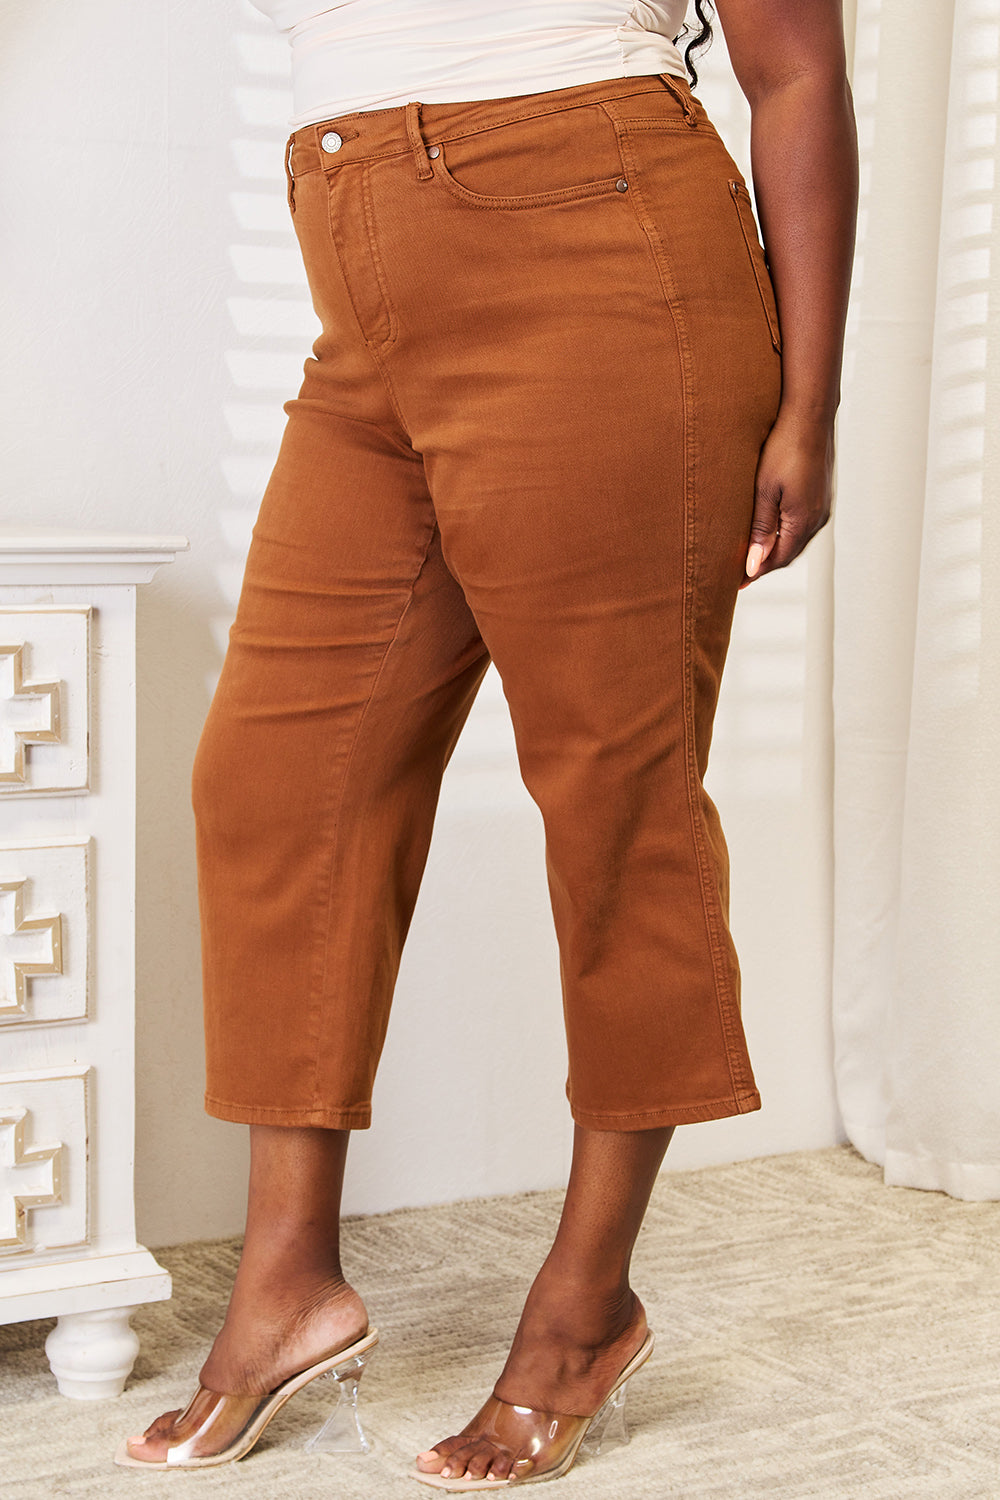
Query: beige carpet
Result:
<box><xmin>2</xmin><ymin>1146</ymin><xmax>998</xmax><ymax>1499</ymax></box>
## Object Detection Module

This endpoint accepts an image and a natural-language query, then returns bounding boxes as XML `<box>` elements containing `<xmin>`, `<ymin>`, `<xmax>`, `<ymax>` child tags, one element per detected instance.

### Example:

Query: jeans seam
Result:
<box><xmin>613</xmin><ymin>124</ymin><xmax>749</xmax><ymax>1104</ymax></box>
<box><xmin>305</xmin><ymin>520</ymin><xmax>440</xmax><ymax>1112</ymax></box>
<box><xmin>324</xmin><ymin>169</ymin><xmax>409</xmax><ymax>431</ymax></box>
<box><xmin>570</xmin><ymin>1091</ymin><xmax>762</xmax><ymax>1125</ymax></box>
<box><xmin>363</xmin><ymin>161</ymin><xmax>399</xmax><ymax>349</ymax></box>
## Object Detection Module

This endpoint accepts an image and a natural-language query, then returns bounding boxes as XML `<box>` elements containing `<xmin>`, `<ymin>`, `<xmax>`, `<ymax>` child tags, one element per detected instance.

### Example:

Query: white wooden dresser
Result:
<box><xmin>0</xmin><ymin>532</ymin><xmax>187</xmax><ymax>1397</ymax></box>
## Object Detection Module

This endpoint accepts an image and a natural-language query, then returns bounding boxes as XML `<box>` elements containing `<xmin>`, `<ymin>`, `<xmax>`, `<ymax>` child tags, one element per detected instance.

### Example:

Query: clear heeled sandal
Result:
<box><xmin>114</xmin><ymin>1327</ymin><xmax>378</xmax><ymax>1469</ymax></box>
<box><xmin>413</xmin><ymin>1329</ymin><xmax>653</xmax><ymax>1491</ymax></box>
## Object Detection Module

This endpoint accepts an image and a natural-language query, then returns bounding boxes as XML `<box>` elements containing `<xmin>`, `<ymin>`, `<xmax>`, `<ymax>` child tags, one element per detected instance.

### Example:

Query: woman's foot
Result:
<box><xmin>417</xmin><ymin>1120</ymin><xmax>673</xmax><ymax>1485</ymax></box>
<box><xmin>121</xmin><ymin>1125</ymin><xmax>365</xmax><ymax>1466</ymax></box>
<box><xmin>415</xmin><ymin>1274</ymin><xmax>648</xmax><ymax>1483</ymax></box>
<box><xmin>125</xmin><ymin>1275</ymin><xmax>369</xmax><ymax>1463</ymax></box>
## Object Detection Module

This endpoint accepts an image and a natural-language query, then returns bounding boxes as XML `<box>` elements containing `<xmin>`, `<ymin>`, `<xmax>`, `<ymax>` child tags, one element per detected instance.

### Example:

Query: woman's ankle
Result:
<box><xmin>512</xmin><ymin>1274</ymin><xmax>644</xmax><ymax>1360</ymax></box>
<box><xmin>198</xmin><ymin>1278</ymin><xmax>368</xmax><ymax>1392</ymax></box>
<box><xmin>528</xmin><ymin>1256</ymin><xmax>638</xmax><ymax>1321</ymax></box>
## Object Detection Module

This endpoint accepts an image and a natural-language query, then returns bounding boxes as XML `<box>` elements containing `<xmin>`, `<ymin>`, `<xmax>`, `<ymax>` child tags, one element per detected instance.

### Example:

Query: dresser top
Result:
<box><xmin>0</xmin><ymin>532</ymin><xmax>189</xmax><ymax>584</ymax></box>
<box><xmin>0</xmin><ymin>531</ymin><xmax>189</xmax><ymax>555</ymax></box>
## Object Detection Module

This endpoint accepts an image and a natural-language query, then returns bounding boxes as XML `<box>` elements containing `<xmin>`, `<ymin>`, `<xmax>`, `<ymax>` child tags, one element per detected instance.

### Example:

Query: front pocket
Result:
<box><xmin>729</xmin><ymin>180</ymin><xmax>782</xmax><ymax>352</ymax></box>
<box><xmin>433</xmin><ymin>151</ymin><xmax>626</xmax><ymax>211</ymax></box>
<box><xmin>430</xmin><ymin>103</ymin><xmax>628</xmax><ymax>210</ymax></box>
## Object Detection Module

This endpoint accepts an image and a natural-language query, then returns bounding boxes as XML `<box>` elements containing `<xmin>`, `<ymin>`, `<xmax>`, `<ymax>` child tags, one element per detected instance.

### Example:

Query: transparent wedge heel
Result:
<box><xmin>304</xmin><ymin>1346</ymin><xmax>375</xmax><ymax>1454</ymax></box>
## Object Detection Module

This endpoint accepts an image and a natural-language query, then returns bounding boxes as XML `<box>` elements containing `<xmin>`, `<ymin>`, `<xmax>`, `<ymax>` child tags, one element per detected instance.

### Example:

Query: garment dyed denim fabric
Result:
<box><xmin>194</xmin><ymin>72</ymin><xmax>781</xmax><ymax>1131</ymax></box>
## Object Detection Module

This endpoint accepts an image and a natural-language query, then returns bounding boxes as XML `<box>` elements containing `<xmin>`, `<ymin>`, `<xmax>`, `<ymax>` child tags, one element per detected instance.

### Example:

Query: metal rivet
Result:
<box><xmin>321</xmin><ymin>131</ymin><xmax>344</xmax><ymax>154</ymax></box>
<box><xmin>427</xmin><ymin>145</ymin><xmax>441</xmax><ymax>159</ymax></box>
<box><xmin>615</xmin><ymin>178</ymin><xmax>629</xmax><ymax>193</ymax></box>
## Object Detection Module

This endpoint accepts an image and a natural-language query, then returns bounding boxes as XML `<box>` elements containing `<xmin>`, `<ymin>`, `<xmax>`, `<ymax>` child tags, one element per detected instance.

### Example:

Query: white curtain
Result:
<box><xmin>833</xmin><ymin>0</ymin><xmax>1000</xmax><ymax>1199</ymax></box>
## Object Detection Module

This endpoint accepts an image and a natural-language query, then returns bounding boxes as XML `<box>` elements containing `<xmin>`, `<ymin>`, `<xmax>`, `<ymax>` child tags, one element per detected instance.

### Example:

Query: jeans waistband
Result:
<box><xmin>287</xmin><ymin>71</ymin><xmax>698</xmax><ymax>180</ymax></box>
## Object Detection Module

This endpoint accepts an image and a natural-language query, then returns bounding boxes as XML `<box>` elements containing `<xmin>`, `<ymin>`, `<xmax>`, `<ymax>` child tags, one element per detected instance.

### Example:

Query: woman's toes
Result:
<box><xmin>128</xmin><ymin>1398</ymin><xmax>186</xmax><ymax>1458</ymax></box>
<box><xmin>438</xmin><ymin>1442</ymin><xmax>473</xmax><ymax>1478</ymax></box>
<box><xmin>416</xmin><ymin>1432</ymin><xmax>515</xmax><ymax>1480</ymax></box>
<box><xmin>488</xmin><ymin>1451</ymin><xmax>515</xmax><ymax>1480</ymax></box>
<box><xmin>125</xmin><ymin>1407</ymin><xmax>183</xmax><ymax>1461</ymax></box>
<box><xmin>415</xmin><ymin>1449</ymin><xmax>445</xmax><ymax>1473</ymax></box>
<box><xmin>463</xmin><ymin>1443</ymin><xmax>501</xmax><ymax>1479</ymax></box>
<box><xmin>440</xmin><ymin>1439</ymin><xmax>502</xmax><ymax>1479</ymax></box>
<box><xmin>416</xmin><ymin>1436</ymin><xmax>461</xmax><ymax>1473</ymax></box>
<box><xmin>126</xmin><ymin>1436</ymin><xmax>163</xmax><ymax>1462</ymax></box>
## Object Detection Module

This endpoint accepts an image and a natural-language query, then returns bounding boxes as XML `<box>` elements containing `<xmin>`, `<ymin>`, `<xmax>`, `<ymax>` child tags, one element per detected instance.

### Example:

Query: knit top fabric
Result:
<box><xmin>249</xmin><ymin>1</ymin><xmax>690</xmax><ymax>127</ymax></box>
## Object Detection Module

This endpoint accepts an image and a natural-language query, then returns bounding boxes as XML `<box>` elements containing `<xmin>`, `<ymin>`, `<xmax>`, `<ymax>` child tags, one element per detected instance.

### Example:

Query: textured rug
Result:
<box><xmin>2</xmin><ymin>1146</ymin><xmax>998</xmax><ymax>1499</ymax></box>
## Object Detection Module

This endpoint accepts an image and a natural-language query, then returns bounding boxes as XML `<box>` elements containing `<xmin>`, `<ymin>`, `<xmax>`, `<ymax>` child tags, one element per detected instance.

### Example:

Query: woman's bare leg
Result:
<box><xmin>127</xmin><ymin>1125</ymin><xmax>366</xmax><ymax>1461</ymax></box>
<box><xmin>416</xmin><ymin>1122</ymin><xmax>674</xmax><ymax>1482</ymax></box>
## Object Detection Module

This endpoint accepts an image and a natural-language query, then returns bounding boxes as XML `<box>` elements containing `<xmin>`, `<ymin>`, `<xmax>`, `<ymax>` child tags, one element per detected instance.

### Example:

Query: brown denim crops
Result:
<box><xmin>194</xmin><ymin>72</ymin><xmax>782</xmax><ymax>1132</ymax></box>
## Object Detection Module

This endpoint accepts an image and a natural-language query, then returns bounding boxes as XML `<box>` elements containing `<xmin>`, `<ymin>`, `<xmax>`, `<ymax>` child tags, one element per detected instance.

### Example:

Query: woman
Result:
<box><xmin>117</xmin><ymin>0</ymin><xmax>857</xmax><ymax>1487</ymax></box>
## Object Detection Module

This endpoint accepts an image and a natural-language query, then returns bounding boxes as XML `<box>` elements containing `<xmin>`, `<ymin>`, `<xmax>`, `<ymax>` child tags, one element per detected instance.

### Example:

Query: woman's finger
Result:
<box><xmin>743</xmin><ymin>473</ymin><xmax>782</xmax><ymax>584</ymax></box>
<box><xmin>741</xmin><ymin>416</ymin><xmax>834</xmax><ymax>586</ymax></box>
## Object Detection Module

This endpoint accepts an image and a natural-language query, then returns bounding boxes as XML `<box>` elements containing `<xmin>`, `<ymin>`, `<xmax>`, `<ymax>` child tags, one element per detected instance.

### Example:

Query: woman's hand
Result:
<box><xmin>716</xmin><ymin>0</ymin><xmax>857</xmax><ymax>590</ymax></box>
<box><xmin>741</xmin><ymin>408</ymin><xmax>834</xmax><ymax>587</ymax></box>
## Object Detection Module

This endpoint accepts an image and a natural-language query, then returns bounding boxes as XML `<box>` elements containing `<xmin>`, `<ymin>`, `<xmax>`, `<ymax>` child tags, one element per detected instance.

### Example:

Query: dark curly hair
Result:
<box><xmin>677</xmin><ymin>0</ymin><xmax>715</xmax><ymax>89</ymax></box>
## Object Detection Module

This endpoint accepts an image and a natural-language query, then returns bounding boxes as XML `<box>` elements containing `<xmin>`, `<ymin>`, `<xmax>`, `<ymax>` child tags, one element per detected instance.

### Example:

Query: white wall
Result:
<box><xmin>0</xmin><ymin>0</ymin><xmax>843</xmax><ymax>1249</ymax></box>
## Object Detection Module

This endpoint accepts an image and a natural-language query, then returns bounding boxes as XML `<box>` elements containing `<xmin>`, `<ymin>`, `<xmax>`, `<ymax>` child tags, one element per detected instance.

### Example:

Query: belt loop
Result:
<box><xmin>405</xmin><ymin>101</ymin><xmax>434</xmax><ymax>180</ymax></box>
<box><xmin>660</xmin><ymin>72</ymin><xmax>698</xmax><ymax>127</ymax></box>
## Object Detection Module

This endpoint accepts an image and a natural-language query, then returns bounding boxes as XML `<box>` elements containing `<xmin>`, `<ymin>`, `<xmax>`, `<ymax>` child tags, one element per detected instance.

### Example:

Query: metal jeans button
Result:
<box><xmin>427</xmin><ymin>145</ymin><xmax>440</xmax><ymax>159</ymax></box>
<box><xmin>321</xmin><ymin>131</ymin><xmax>344</xmax><ymax>154</ymax></box>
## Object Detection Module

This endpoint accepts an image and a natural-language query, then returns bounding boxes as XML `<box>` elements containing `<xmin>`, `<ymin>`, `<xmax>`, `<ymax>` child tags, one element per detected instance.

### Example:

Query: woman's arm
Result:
<box><xmin>713</xmin><ymin>0</ymin><xmax>858</xmax><ymax>584</ymax></box>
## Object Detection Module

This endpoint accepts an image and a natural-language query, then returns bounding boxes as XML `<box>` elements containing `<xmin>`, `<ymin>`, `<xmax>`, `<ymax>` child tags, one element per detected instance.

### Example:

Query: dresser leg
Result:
<box><xmin>45</xmin><ymin>1306</ymin><xmax>141</xmax><ymax>1399</ymax></box>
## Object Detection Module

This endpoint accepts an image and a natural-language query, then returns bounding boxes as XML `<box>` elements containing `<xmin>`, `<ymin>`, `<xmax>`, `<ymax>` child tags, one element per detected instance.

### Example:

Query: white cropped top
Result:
<box><xmin>249</xmin><ymin>1</ymin><xmax>690</xmax><ymax>128</ymax></box>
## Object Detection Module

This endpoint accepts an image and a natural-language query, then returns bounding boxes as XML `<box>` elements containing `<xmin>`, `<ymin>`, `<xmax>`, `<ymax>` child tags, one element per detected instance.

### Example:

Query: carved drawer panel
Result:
<box><xmin>0</xmin><ymin>1066</ymin><xmax>89</xmax><ymax>1257</ymax></box>
<box><xmin>0</xmin><ymin>839</ymin><xmax>90</xmax><ymax>1026</ymax></box>
<box><xmin>0</xmin><ymin>608</ymin><xmax>90</xmax><ymax>795</ymax></box>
